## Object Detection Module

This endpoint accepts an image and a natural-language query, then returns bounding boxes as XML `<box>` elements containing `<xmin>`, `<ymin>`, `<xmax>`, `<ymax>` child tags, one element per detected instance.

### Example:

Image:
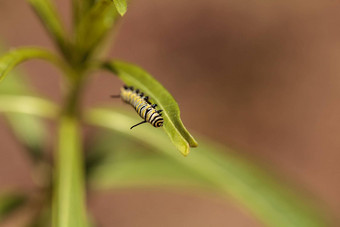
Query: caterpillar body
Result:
<box><xmin>112</xmin><ymin>85</ymin><xmax>164</xmax><ymax>129</ymax></box>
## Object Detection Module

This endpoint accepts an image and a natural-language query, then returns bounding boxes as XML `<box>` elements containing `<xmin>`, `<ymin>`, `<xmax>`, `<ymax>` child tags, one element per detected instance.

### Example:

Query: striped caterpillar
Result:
<box><xmin>111</xmin><ymin>85</ymin><xmax>164</xmax><ymax>129</ymax></box>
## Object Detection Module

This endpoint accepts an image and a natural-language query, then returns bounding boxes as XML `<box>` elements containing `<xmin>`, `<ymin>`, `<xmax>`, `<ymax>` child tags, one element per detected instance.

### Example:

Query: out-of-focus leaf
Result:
<box><xmin>86</xmin><ymin>132</ymin><xmax>210</xmax><ymax>190</ymax></box>
<box><xmin>75</xmin><ymin>0</ymin><xmax>118</xmax><ymax>61</ymax></box>
<box><xmin>91</xmin><ymin>155</ymin><xmax>211</xmax><ymax>190</ymax></box>
<box><xmin>0</xmin><ymin>72</ymin><xmax>58</xmax><ymax>118</ymax></box>
<box><xmin>72</xmin><ymin>0</ymin><xmax>81</xmax><ymax>26</ymax></box>
<box><xmin>113</xmin><ymin>0</ymin><xmax>127</xmax><ymax>16</ymax></box>
<box><xmin>102</xmin><ymin>61</ymin><xmax>198</xmax><ymax>156</ymax></box>
<box><xmin>0</xmin><ymin>94</ymin><xmax>57</xmax><ymax>161</ymax></box>
<box><xmin>28</xmin><ymin>0</ymin><xmax>69</xmax><ymax>56</ymax></box>
<box><xmin>72</xmin><ymin>0</ymin><xmax>96</xmax><ymax>27</ymax></box>
<box><xmin>0</xmin><ymin>95</ymin><xmax>58</xmax><ymax>118</ymax></box>
<box><xmin>86</xmin><ymin>107</ymin><xmax>329</xmax><ymax>227</ymax></box>
<box><xmin>0</xmin><ymin>192</ymin><xmax>26</xmax><ymax>222</ymax></box>
<box><xmin>52</xmin><ymin>116</ymin><xmax>87</xmax><ymax>227</ymax></box>
<box><xmin>28</xmin><ymin>204</ymin><xmax>51</xmax><ymax>227</ymax></box>
<box><xmin>0</xmin><ymin>74</ymin><xmax>50</xmax><ymax>161</ymax></box>
<box><xmin>6</xmin><ymin>113</ymin><xmax>47</xmax><ymax>161</ymax></box>
<box><xmin>0</xmin><ymin>48</ymin><xmax>65</xmax><ymax>83</ymax></box>
<box><xmin>0</xmin><ymin>71</ymin><xmax>32</xmax><ymax>95</ymax></box>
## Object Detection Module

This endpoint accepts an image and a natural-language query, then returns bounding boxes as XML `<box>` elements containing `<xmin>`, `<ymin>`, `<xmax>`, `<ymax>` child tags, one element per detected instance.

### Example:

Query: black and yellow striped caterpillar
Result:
<box><xmin>111</xmin><ymin>85</ymin><xmax>164</xmax><ymax>129</ymax></box>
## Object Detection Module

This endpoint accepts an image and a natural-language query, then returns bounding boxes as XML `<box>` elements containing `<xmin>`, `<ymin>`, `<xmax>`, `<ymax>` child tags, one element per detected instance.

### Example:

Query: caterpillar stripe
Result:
<box><xmin>115</xmin><ymin>85</ymin><xmax>164</xmax><ymax>129</ymax></box>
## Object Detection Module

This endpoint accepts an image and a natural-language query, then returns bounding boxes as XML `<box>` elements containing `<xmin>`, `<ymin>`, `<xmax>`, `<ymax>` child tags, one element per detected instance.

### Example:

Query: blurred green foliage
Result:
<box><xmin>0</xmin><ymin>0</ymin><xmax>332</xmax><ymax>226</ymax></box>
<box><xmin>0</xmin><ymin>192</ymin><xmax>26</xmax><ymax>222</ymax></box>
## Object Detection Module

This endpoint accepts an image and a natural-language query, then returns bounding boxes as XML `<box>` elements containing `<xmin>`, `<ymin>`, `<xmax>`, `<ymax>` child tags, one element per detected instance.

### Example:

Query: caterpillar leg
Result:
<box><xmin>130</xmin><ymin>120</ymin><xmax>147</xmax><ymax>129</ymax></box>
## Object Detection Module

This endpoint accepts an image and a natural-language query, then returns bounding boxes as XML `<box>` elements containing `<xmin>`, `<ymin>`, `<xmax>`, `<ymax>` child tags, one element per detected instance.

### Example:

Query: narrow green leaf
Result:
<box><xmin>5</xmin><ymin>113</ymin><xmax>47</xmax><ymax>161</ymax></box>
<box><xmin>72</xmin><ymin>0</ymin><xmax>96</xmax><ymax>27</ymax></box>
<box><xmin>0</xmin><ymin>47</ymin><xmax>65</xmax><ymax>83</ymax></box>
<box><xmin>75</xmin><ymin>0</ymin><xmax>118</xmax><ymax>61</ymax></box>
<box><xmin>113</xmin><ymin>0</ymin><xmax>127</xmax><ymax>16</ymax></box>
<box><xmin>0</xmin><ymin>192</ymin><xmax>26</xmax><ymax>222</ymax></box>
<box><xmin>91</xmin><ymin>155</ymin><xmax>211</xmax><ymax>190</ymax></box>
<box><xmin>0</xmin><ymin>94</ymin><xmax>56</xmax><ymax>160</ymax></box>
<box><xmin>28</xmin><ymin>0</ymin><xmax>70</xmax><ymax>56</ymax></box>
<box><xmin>72</xmin><ymin>0</ymin><xmax>81</xmax><ymax>27</ymax></box>
<box><xmin>86</xmin><ymin>108</ymin><xmax>330</xmax><ymax>227</ymax></box>
<box><xmin>52</xmin><ymin>116</ymin><xmax>87</xmax><ymax>227</ymax></box>
<box><xmin>0</xmin><ymin>70</ymin><xmax>32</xmax><ymax>95</ymax></box>
<box><xmin>0</xmin><ymin>94</ymin><xmax>56</xmax><ymax>161</ymax></box>
<box><xmin>0</xmin><ymin>95</ymin><xmax>58</xmax><ymax>118</ymax></box>
<box><xmin>0</xmin><ymin>74</ymin><xmax>50</xmax><ymax>161</ymax></box>
<box><xmin>28</xmin><ymin>208</ymin><xmax>51</xmax><ymax>227</ymax></box>
<box><xmin>103</xmin><ymin>61</ymin><xmax>198</xmax><ymax>156</ymax></box>
<box><xmin>87</xmin><ymin>132</ymin><xmax>209</xmax><ymax>189</ymax></box>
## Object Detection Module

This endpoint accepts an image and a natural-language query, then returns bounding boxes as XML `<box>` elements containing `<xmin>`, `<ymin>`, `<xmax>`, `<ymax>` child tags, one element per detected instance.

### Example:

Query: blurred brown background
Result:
<box><xmin>1</xmin><ymin>0</ymin><xmax>340</xmax><ymax>226</ymax></box>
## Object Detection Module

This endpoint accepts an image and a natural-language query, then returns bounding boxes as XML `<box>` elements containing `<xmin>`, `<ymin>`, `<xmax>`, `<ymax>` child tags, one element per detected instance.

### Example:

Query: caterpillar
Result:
<box><xmin>111</xmin><ymin>85</ymin><xmax>164</xmax><ymax>129</ymax></box>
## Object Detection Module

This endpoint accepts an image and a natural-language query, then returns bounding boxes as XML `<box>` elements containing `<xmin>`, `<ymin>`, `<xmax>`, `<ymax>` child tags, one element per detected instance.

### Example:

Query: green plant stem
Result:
<box><xmin>28</xmin><ymin>0</ymin><xmax>70</xmax><ymax>59</ymax></box>
<box><xmin>72</xmin><ymin>0</ymin><xmax>81</xmax><ymax>27</ymax></box>
<box><xmin>52</xmin><ymin>77</ymin><xmax>87</xmax><ymax>227</ymax></box>
<box><xmin>63</xmin><ymin>77</ymin><xmax>85</xmax><ymax>116</ymax></box>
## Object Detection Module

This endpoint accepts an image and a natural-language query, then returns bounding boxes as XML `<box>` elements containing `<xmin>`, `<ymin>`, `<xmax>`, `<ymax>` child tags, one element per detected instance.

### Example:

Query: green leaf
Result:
<box><xmin>0</xmin><ymin>94</ymin><xmax>57</xmax><ymax>161</ymax></box>
<box><xmin>113</xmin><ymin>0</ymin><xmax>127</xmax><ymax>16</ymax></box>
<box><xmin>72</xmin><ymin>0</ymin><xmax>96</xmax><ymax>27</ymax></box>
<box><xmin>102</xmin><ymin>61</ymin><xmax>198</xmax><ymax>156</ymax></box>
<box><xmin>0</xmin><ymin>71</ymin><xmax>32</xmax><ymax>95</ymax></box>
<box><xmin>86</xmin><ymin>108</ymin><xmax>329</xmax><ymax>227</ymax></box>
<box><xmin>91</xmin><ymin>155</ymin><xmax>211</xmax><ymax>190</ymax></box>
<box><xmin>72</xmin><ymin>0</ymin><xmax>81</xmax><ymax>27</ymax></box>
<box><xmin>0</xmin><ymin>74</ymin><xmax>51</xmax><ymax>161</ymax></box>
<box><xmin>52</xmin><ymin>116</ymin><xmax>87</xmax><ymax>227</ymax></box>
<box><xmin>5</xmin><ymin>113</ymin><xmax>47</xmax><ymax>161</ymax></box>
<box><xmin>28</xmin><ymin>0</ymin><xmax>70</xmax><ymax>57</ymax></box>
<box><xmin>75</xmin><ymin>0</ymin><xmax>118</xmax><ymax>61</ymax></box>
<box><xmin>27</xmin><ymin>204</ymin><xmax>51</xmax><ymax>227</ymax></box>
<box><xmin>0</xmin><ymin>47</ymin><xmax>65</xmax><ymax>83</ymax></box>
<box><xmin>87</xmin><ymin>132</ymin><xmax>209</xmax><ymax>189</ymax></box>
<box><xmin>0</xmin><ymin>192</ymin><xmax>26</xmax><ymax>222</ymax></box>
<box><xmin>0</xmin><ymin>95</ymin><xmax>58</xmax><ymax>118</ymax></box>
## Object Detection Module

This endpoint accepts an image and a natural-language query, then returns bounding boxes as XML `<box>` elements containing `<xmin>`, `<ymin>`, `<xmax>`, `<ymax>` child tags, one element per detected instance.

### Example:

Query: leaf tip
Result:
<box><xmin>119</xmin><ymin>9</ymin><xmax>127</xmax><ymax>16</ymax></box>
<box><xmin>190</xmin><ymin>139</ymin><xmax>198</xmax><ymax>148</ymax></box>
<box><xmin>179</xmin><ymin>145</ymin><xmax>190</xmax><ymax>157</ymax></box>
<box><xmin>113</xmin><ymin>0</ymin><xmax>127</xmax><ymax>16</ymax></box>
<box><xmin>186</xmin><ymin>133</ymin><xmax>198</xmax><ymax>148</ymax></box>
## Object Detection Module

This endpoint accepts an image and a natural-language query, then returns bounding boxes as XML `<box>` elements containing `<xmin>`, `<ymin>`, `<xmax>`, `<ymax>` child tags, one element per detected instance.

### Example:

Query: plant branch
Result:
<box><xmin>52</xmin><ymin>74</ymin><xmax>87</xmax><ymax>227</ymax></box>
<box><xmin>28</xmin><ymin>0</ymin><xmax>70</xmax><ymax>59</ymax></box>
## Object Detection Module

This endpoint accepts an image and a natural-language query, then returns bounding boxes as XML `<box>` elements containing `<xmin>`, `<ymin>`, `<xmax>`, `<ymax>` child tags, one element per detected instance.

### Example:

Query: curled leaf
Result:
<box><xmin>103</xmin><ymin>61</ymin><xmax>198</xmax><ymax>156</ymax></box>
<box><xmin>0</xmin><ymin>47</ymin><xmax>65</xmax><ymax>83</ymax></box>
